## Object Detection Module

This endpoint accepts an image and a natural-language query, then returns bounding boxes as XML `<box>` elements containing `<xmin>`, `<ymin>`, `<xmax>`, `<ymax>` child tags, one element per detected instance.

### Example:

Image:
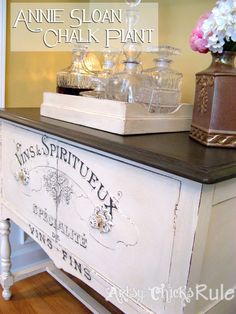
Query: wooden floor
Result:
<box><xmin>0</xmin><ymin>272</ymin><xmax>100</xmax><ymax>314</ymax></box>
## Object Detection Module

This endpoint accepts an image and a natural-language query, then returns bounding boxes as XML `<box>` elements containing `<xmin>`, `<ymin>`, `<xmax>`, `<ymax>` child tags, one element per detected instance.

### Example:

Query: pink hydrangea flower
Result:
<box><xmin>190</xmin><ymin>12</ymin><xmax>211</xmax><ymax>54</ymax></box>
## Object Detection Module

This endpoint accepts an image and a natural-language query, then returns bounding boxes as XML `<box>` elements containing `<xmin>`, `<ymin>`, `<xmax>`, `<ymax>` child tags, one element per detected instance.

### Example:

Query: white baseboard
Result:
<box><xmin>14</xmin><ymin>260</ymin><xmax>53</xmax><ymax>282</ymax></box>
<box><xmin>10</xmin><ymin>240</ymin><xmax>49</xmax><ymax>272</ymax></box>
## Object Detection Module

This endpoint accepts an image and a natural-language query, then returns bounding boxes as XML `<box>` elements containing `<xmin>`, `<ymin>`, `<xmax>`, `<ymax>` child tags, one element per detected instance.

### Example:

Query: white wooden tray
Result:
<box><xmin>40</xmin><ymin>92</ymin><xmax>193</xmax><ymax>135</ymax></box>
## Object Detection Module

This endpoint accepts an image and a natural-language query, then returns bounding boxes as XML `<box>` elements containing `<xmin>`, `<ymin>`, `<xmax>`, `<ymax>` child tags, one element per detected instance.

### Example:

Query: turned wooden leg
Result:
<box><xmin>0</xmin><ymin>219</ymin><xmax>13</xmax><ymax>300</ymax></box>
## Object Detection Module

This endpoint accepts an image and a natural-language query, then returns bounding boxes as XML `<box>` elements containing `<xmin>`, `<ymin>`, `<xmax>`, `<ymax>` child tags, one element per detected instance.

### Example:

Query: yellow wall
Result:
<box><xmin>6</xmin><ymin>0</ymin><xmax>216</xmax><ymax>108</ymax></box>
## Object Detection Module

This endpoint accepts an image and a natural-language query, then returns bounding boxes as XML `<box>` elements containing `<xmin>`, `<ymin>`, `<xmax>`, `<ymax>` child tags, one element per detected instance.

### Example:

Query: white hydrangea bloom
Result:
<box><xmin>202</xmin><ymin>0</ymin><xmax>236</xmax><ymax>53</ymax></box>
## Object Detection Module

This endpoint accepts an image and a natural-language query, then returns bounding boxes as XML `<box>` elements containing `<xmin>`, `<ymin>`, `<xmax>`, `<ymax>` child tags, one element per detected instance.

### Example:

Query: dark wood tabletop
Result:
<box><xmin>0</xmin><ymin>108</ymin><xmax>236</xmax><ymax>184</ymax></box>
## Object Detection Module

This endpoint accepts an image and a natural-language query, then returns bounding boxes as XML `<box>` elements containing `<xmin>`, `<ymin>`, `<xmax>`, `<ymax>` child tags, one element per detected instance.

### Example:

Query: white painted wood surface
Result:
<box><xmin>186</xmin><ymin>180</ymin><xmax>236</xmax><ymax>314</ymax></box>
<box><xmin>212</xmin><ymin>178</ymin><xmax>236</xmax><ymax>205</ymax></box>
<box><xmin>184</xmin><ymin>185</ymin><xmax>215</xmax><ymax>314</ymax></box>
<box><xmin>195</xmin><ymin>186</ymin><xmax>236</xmax><ymax>314</ymax></box>
<box><xmin>0</xmin><ymin>120</ymin><xmax>235</xmax><ymax>314</ymax></box>
<box><xmin>0</xmin><ymin>219</ymin><xmax>13</xmax><ymax>300</ymax></box>
<box><xmin>41</xmin><ymin>92</ymin><xmax>193</xmax><ymax>135</ymax></box>
<box><xmin>204</xmin><ymin>295</ymin><xmax>236</xmax><ymax>314</ymax></box>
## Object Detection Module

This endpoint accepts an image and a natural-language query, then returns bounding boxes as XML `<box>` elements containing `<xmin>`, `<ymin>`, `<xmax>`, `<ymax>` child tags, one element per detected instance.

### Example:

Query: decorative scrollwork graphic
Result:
<box><xmin>15</xmin><ymin>168</ymin><xmax>30</xmax><ymax>185</ymax></box>
<box><xmin>89</xmin><ymin>206</ymin><xmax>113</xmax><ymax>233</ymax></box>
<box><xmin>43</xmin><ymin>170</ymin><xmax>73</xmax><ymax>206</ymax></box>
<box><xmin>196</xmin><ymin>75</ymin><xmax>214</xmax><ymax>114</ymax></box>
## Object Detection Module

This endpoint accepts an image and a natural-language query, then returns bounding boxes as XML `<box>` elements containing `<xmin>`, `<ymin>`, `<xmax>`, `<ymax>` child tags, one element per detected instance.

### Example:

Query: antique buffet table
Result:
<box><xmin>0</xmin><ymin>108</ymin><xmax>236</xmax><ymax>314</ymax></box>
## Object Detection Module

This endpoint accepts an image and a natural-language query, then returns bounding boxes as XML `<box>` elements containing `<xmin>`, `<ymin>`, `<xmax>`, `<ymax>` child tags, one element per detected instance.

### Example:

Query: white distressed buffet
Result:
<box><xmin>0</xmin><ymin>108</ymin><xmax>235</xmax><ymax>314</ymax></box>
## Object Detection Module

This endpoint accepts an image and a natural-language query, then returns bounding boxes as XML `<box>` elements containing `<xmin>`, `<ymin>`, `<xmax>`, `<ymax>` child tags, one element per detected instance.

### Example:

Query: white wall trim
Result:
<box><xmin>0</xmin><ymin>0</ymin><xmax>6</xmax><ymax>108</ymax></box>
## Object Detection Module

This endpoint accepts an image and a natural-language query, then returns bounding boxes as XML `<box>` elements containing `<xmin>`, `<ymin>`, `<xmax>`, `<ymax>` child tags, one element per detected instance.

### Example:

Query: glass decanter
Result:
<box><xmin>81</xmin><ymin>49</ymin><xmax>118</xmax><ymax>99</ymax></box>
<box><xmin>145</xmin><ymin>45</ymin><xmax>183</xmax><ymax>113</ymax></box>
<box><xmin>56</xmin><ymin>45</ymin><xmax>94</xmax><ymax>96</ymax></box>
<box><xmin>126</xmin><ymin>0</ymin><xmax>141</xmax><ymax>7</ymax></box>
<box><xmin>106</xmin><ymin>42</ymin><xmax>154</xmax><ymax>104</ymax></box>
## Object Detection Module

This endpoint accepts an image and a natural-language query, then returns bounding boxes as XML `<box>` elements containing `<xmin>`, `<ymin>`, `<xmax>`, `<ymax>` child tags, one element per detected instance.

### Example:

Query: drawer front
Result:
<box><xmin>51</xmin><ymin>138</ymin><xmax>182</xmax><ymax>313</ymax></box>
<box><xmin>2</xmin><ymin>122</ymin><xmax>200</xmax><ymax>314</ymax></box>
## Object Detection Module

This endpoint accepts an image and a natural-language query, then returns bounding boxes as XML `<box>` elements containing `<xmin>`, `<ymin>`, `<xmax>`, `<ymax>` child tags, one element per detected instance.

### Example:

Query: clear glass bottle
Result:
<box><xmin>80</xmin><ymin>49</ymin><xmax>118</xmax><ymax>99</ymax></box>
<box><xmin>106</xmin><ymin>42</ymin><xmax>154</xmax><ymax>104</ymax></box>
<box><xmin>105</xmin><ymin>0</ymin><xmax>156</xmax><ymax>104</ymax></box>
<box><xmin>145</xmin><ymin>45</ymin><xmax>183</xmax><ymax>113</ymax></box>
<box><xmin>56</xmin><ymin>45</ymin><xmax>94</xmax><ymax>96</ymax></box>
